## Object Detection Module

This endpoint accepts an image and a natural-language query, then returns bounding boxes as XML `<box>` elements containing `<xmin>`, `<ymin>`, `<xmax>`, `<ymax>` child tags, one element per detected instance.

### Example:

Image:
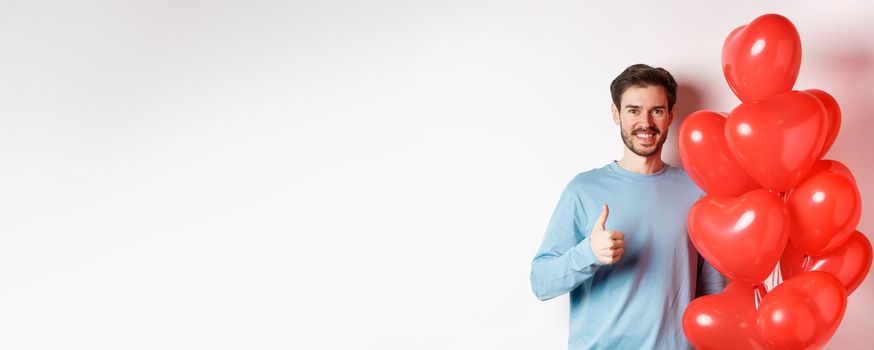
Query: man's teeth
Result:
<box><xmin>635</xmin><ymin>133</ymin><xmax>655</xmax><ymax>139</ymax></box>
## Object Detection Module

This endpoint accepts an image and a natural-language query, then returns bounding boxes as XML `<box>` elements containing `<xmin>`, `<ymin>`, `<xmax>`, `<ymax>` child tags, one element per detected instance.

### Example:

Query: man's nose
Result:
<box><xmin>640</xmin><ymin>113</ymin><xmax>655</xmax><ymax>127</ymax></box>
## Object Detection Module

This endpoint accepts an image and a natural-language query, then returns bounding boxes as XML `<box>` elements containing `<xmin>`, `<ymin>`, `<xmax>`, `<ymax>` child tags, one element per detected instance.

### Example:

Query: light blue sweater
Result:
<box><xmin>531</xmin><ymin>162</ymin><xmax>725</xmax><ymax>349</ymax></box>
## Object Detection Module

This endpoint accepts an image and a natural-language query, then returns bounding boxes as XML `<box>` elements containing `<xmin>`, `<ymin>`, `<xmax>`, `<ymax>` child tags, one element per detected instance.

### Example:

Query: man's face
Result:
<box><xmin>611</xmin><ymin>85</ymin><xmax>673</xmax><ymax>157</ymax></box>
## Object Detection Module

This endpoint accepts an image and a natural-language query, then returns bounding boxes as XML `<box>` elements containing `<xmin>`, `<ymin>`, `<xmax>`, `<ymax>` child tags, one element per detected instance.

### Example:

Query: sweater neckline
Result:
<box><xmin>607</xmin><ymin>161</ymin><xmax>670</xmax><ymax>179</ymax></box>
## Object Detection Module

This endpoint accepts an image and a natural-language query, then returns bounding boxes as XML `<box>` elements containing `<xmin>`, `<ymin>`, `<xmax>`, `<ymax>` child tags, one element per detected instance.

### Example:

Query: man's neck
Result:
<box><xmin>617</xmin><ymin>152</ymin><xmax>665</xmax><ymax>175</ymax></box>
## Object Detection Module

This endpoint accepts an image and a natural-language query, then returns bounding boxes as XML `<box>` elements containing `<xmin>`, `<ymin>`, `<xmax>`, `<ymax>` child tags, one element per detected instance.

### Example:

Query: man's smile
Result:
<box><xmin>633</xmin><ymin>129</ymin><xmax>659</xmax><ymax>144</ymax></box>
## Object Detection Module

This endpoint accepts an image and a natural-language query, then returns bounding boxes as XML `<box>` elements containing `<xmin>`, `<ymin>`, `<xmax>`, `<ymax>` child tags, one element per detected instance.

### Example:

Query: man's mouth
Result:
<box><xmin>633</xmin><ymin>129</ymin><xmax>659</xmax><ymax>142</ymax></box>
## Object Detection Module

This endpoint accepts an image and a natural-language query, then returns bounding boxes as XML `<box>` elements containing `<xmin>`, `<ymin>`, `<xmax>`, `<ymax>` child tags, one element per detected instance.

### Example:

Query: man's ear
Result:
<box><xmin>611</xmin><ymin>103</ymin><xmax>620</xmax><ymax>125</ymax></box>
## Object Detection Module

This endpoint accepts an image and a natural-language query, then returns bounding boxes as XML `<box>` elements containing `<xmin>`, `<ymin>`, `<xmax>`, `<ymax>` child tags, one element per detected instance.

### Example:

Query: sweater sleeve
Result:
<box><xmin>530</xmin><ymin>186</ymin><xmax>601</xmax><ymax>301</ymax></box>
<box><xmin>696</xmin><ymin>255</ymin><xmax>726</xmax><ymax>297</ymax></box>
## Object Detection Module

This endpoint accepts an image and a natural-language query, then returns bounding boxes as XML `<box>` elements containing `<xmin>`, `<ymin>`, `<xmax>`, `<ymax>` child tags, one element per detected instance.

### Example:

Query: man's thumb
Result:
<box><xmin>594</xmin><ymin>204</ymin><xmax>609</xmax><ymax>230</ymax></box>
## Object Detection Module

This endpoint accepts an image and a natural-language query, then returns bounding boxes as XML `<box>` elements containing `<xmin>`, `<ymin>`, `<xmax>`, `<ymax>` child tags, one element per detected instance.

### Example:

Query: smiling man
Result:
<box><xmin>530</xmin><ymin>64</ymin><xmax>725</xmax><ymax>349</ymax></box>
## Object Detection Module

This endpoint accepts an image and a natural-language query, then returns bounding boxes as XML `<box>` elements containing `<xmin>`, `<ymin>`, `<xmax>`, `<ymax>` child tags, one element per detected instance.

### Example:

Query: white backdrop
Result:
<box><xmin>1</xmin><ymin>1</ymin><xmax>873</xmax><ymax>349</ymax></box>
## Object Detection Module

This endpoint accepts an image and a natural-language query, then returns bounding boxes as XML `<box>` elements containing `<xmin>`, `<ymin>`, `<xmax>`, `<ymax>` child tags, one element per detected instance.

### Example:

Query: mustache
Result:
<box><xmin>632</xmin><ymin>127</ymin><xmax>660</xmax><ymax>134</ymax></box>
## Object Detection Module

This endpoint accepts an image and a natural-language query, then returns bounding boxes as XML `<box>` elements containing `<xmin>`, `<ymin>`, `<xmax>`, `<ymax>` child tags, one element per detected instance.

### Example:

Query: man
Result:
<box><xmin>530</xmin><ymin>64</ymin><xmax>725</xmax><ymax>349</ymax></box>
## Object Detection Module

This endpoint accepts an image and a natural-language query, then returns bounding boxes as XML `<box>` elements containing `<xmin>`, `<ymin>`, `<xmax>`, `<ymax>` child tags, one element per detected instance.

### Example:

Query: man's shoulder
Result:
<box><xmin>664</xmin><ymin>164</ymin><xmax>706</xmax><ymax>196</ymax></box>
<box><xmin>564</xmin><ymin>164</ymin><xmax>613</xmax><ymax>191</ymax></box>
<box><xmin>664</xmin><ymin>163</ymin><xmax>691</xmax><ymax>180</ymax></box>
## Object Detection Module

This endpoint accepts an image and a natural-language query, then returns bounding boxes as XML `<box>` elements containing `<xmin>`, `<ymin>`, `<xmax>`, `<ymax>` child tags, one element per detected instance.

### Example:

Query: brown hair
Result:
<box><xmin>610</xmin><ymin>64</ymin><xmax>678</xmax><ymax>110</ymax></box>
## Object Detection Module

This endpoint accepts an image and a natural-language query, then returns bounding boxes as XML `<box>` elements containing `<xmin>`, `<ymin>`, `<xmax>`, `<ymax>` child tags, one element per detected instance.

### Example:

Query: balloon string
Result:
<box><xmin>753</xmin><ymin>285</ymin><xmax>763</xmax><ymax>310</ymax></box>
<box><xmin>775</xmin><ymin>260</ymin><xmax>782</xmax><ymax>286</ymax></box>
<box><xmin>778</xmin><ymin>191</ymin><xmax>788</xmax><ymax>202</ymax></box>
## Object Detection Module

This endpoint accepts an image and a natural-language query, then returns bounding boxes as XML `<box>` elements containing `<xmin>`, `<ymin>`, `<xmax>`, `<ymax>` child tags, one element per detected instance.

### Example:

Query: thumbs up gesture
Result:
<box><xmin>589</xmin><ymin>204</ymin><xmax>625</xmax><ymax>265</ymax></box>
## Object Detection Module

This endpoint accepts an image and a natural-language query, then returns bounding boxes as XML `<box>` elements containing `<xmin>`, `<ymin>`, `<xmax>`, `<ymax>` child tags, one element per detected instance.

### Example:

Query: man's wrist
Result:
<box><xmin>571</xmin><ymin>236</ymin><xmax>603</xmax><ymax>270</ymax></box>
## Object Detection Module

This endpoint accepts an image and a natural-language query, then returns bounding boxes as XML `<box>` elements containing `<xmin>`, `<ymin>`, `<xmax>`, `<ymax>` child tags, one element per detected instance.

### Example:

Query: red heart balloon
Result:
<box><xmin>683</xmin><ymin>283</ymin><xmax>770</xmax><ymax>350</ymax></box>
<box><xmin>688</xmin><ymin>189</ymin><xmax>790</xmax><ymax>284</ymax></box>
<box><xmin>722</xmin><ymin>14</ymin><xmax>802</xmax><ymax>102</ymax></box>
<box><xmin>757</xmin><ymin>271</ymin><xmax>847</xmax><ymax>349</ymax></box>
<box><xmin>787</xmin><ymin>164</ymin><xmax>861</xmax><ymax>255</ymax></box>
<box><xmin>807</xmin><ymin>159</ymin><xmax>856</xmax><ymax>184</ymax></box>
<box><xmin>782</xmin><ymin>230</ymin><xmax>873</xmax><ymax>295</ymax></box>
<box><xmin>725</xmin><ymin>91</ymin><xmax>828</xmax><ymax>191</ymax></box>
<box><xmin>805</xmin><ymin>89</ymin><xmax>842</xmax><ymax>158</ymax></box>
<box><xmin>679</xmin><ymin>110</ymin><xmax>759</xmax><ymax>196</ymax></box>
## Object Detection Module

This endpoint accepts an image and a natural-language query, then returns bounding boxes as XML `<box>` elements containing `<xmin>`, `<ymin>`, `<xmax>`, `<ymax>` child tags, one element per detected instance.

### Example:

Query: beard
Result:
<box><xmin>620</xmin><ymin>121</ymin><xmax>667</xmax><ymax>157</ymax></box>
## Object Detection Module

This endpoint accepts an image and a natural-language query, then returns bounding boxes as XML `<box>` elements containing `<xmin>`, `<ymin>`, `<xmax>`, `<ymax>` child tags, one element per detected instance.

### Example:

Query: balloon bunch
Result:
<box><xmin>677</xmin><ymin>14</ymin><xmax>872</xmax><ymax>350</ymax></box>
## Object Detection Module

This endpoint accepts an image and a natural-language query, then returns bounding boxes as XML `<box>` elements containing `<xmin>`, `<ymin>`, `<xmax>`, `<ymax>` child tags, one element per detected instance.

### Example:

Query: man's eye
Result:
<box><xmin>653</xmin><ymin>110</ymin><xmax>663</xmax><ymax>115</ymax></box>
<box><xmin>629</xmin><ymin>109</ymin><xmax>639</xmax><ymax>114</ymax></box>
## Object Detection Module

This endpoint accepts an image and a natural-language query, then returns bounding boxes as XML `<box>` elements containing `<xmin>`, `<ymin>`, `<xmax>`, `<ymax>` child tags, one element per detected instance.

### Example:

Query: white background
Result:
<box><xmin>1</xmin><ymin>1</ymin><xmax>873</xmax><ymax>349</ymax></box>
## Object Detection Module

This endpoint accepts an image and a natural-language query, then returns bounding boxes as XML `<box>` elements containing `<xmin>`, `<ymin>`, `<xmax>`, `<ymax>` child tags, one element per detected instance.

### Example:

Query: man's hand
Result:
<box><xmin>589</xmin><ymin>204</ymin><xmax>625</xmax><ymax>265</ymax></box>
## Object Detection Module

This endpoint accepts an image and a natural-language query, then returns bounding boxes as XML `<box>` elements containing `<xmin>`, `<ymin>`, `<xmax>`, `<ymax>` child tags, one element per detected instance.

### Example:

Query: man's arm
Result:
<box><xmin>692</xmin><ymin>192</ymin><xmax>726</xmax><ymax>297</ymax></box>
<box><xmin>696</xmin><ymin>255</ymin><xmax>726</xmax><ymax>297</ymax></box>
<box><xmin>529</xmin><ymin>187</ymin><xmax>603</xmax><ymax>301</ymax></box>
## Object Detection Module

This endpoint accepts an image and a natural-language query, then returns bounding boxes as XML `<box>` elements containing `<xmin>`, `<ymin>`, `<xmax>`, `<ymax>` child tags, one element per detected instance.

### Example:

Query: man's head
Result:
<box><xmin>609</xmin><ymin>64</ymin><xmax>678</xmax><ymax>158</ymax></box>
